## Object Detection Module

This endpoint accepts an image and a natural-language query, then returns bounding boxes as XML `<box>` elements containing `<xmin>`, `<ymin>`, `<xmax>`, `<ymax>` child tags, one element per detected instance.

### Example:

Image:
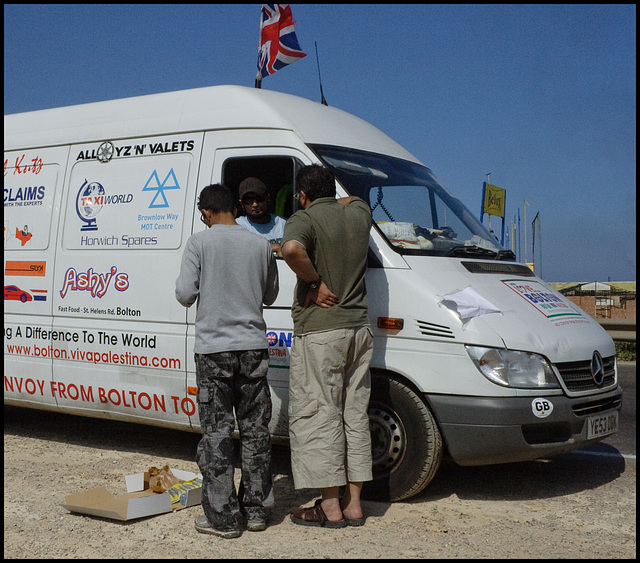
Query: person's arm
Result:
<box><xmin>271</xmin><ymin>242</ymin><xmax>283</xmax><ymax>257</ymax></box>
<box><xmin>281</xmin><ymin>240</ymin><xmax>337</xmax><ymax>308</ymax></box>
<box><xmin>263</xmin><ymin>251</ymin><xmax>279</xmax><ymax>306</ymax></box>
<box><xmin>175</xmin><ymin>238</ymin><xmax>200</xmax><ymax>307</ymax></box>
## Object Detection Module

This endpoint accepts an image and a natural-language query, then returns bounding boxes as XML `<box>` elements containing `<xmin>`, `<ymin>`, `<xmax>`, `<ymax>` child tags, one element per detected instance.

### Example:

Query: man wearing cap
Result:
<box><xmin>237</xmin><ymin>177</ymin><xmax>287</xmax><ymax>257</ymax></box>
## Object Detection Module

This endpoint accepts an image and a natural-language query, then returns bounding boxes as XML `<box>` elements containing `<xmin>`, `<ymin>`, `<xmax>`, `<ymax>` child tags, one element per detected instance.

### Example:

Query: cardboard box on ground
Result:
<box><xmin>62</xmin><ymin>465</ymin><xmax>202</xmax><ymax>522</ymax></box>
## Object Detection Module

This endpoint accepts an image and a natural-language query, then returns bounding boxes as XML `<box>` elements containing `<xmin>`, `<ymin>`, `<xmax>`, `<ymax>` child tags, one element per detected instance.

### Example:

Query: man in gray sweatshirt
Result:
<box><xmin>175</xmin><ymin>184</ymin><xmax>279</xmax><ymax>538</ymax></box>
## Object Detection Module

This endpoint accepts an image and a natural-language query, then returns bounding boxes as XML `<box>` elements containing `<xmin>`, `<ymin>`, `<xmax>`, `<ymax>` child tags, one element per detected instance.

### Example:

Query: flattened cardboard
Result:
<box><xmin>62</xmin><ymin>487</ymin><xmax>172</xmax><ymax>521</ymax></box>
<box><xmin>63</xmin><ymin>467</ymin><xmax>202</xmax><ymax>521</ymax></box>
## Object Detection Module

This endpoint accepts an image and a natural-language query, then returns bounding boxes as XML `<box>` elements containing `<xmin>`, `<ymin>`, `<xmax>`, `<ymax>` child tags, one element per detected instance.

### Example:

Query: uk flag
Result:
<box><xmin>256</xmin><ymin>4</ymin><xmax>306</xmax><ymax>80</ymax></box>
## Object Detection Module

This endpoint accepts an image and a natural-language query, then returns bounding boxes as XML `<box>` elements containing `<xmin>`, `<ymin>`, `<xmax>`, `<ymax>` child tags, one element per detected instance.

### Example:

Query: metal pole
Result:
<box><xmin>524</xmin><ymin>200</ymin><xmax>529</xmax><ymax>263</ymax></box>
<box><xmin>537</xmin><ymin>213</ymin><xmax>542</xmax><ymax>278</ymax></box>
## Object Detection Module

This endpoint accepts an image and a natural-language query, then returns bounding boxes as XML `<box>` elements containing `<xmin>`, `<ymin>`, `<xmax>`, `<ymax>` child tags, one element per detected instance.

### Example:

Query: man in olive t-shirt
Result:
<box><xmin>281</xmin><ymin>165</ymin><xmax>374</xmax><ymax>528</ymax></box>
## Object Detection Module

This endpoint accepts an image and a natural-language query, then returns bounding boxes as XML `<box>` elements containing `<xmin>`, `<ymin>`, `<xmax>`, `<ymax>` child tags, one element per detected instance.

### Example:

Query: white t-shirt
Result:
<box><xmin>237</xmin><ymin>215</ymin><xmax>286</xmax><ymax>245</ymax></box>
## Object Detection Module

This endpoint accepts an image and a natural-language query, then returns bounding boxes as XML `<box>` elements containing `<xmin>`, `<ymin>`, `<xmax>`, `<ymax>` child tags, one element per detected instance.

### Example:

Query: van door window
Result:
<box><xmin>222</xmin><ymin>156</ymin><xmax>302</xmax><ymax>219</ymax></box>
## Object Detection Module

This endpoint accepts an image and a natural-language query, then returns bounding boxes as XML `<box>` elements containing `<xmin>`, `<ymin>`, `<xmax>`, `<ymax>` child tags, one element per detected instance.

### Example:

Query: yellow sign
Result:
<box><xmin>483</xmin><ymin>183</ymin><xmax>505</xmax><ymax>218</ymax></box>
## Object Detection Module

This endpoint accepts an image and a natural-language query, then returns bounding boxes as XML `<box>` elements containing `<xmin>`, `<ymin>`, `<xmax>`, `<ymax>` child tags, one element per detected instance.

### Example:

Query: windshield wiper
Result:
<box><xmin>497</xmin><ymin>249</ymin><xmax>516</xmax><ymax>261</ymax></box>
<box><xmin>446</xmin><ymin>245</ymin><xmax>498</xmax><ymax>258</ymax></box>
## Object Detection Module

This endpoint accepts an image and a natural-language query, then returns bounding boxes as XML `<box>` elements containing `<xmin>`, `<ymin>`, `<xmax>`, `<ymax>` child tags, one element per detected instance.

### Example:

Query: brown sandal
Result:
<box><xmin>290</xmin><ymin>499</ymin><xmax>347</xmax><ymax>528</ymax></box>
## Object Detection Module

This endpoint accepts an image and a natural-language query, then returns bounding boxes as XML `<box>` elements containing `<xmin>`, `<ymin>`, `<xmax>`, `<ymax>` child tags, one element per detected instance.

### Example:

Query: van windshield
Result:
<box><xmin>311</xmin><ymin>145</ymin><xmax>513</xmax><ymax>260</ymax></box>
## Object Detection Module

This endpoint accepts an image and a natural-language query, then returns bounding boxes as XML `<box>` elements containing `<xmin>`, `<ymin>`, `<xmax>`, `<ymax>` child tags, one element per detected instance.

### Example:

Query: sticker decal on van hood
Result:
<box><xmin>501</xmin><ymin>280</ymin><xmax>588</xmax><ymax>325</ymax></box>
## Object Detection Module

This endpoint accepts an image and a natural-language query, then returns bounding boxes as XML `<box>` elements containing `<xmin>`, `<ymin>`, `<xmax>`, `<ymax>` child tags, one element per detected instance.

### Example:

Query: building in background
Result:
<box><xmin>550</xmin><ymin>282</ymin><xmax>636</xmax><ymax>320</ymax></box>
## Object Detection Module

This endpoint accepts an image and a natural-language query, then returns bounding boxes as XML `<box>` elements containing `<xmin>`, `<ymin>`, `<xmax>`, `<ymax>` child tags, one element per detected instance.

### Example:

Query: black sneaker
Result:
<box><xmin>194</xmin><ymin>515</ymin><xmax>241</xmax><ymax>539</ymax></box>
<box><xmin>246</xmin><ymin>516</ymin><xmax>267</xmax><ymax>532</ymax></box>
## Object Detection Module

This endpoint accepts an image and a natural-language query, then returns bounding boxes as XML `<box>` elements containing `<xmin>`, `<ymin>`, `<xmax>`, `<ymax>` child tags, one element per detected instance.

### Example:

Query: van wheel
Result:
<box><xmin>363</xmin><ymin>373</ymin><xmax>443</xmax><ymax>502</ymax></box>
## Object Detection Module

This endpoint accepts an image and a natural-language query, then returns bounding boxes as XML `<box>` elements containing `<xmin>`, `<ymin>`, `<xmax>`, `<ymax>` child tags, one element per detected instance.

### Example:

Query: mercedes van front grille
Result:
<box><xmin>555</xmin><ymin>355</ymin><xmax>616</xmax><ymax>392</ymax></box>
<box><xmin>416</xmin><ymin>320</ymin><xmax>455</xmax><ymax>339</ymax></box>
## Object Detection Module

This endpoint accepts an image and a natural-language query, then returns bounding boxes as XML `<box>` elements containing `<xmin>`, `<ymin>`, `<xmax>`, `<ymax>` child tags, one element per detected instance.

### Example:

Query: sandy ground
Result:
<box><xmin>4</xmin><ymin>404</ymin><xmax>636</xmax><ymax>559</ymax></box>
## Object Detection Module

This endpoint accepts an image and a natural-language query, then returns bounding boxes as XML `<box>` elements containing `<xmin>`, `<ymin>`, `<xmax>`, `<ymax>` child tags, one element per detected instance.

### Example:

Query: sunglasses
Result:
<box><xmin>242</xmin><ymin>196</ymin><xmax>266</xmax><ymax>205</ymax></box>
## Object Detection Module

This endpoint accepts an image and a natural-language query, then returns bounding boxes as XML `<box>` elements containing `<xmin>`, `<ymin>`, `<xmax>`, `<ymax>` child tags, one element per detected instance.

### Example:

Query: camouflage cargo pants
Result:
<box><xmin>195</xmin><ymin>350</ymin><xmax>274</xmax><ymax>530</ymax></box>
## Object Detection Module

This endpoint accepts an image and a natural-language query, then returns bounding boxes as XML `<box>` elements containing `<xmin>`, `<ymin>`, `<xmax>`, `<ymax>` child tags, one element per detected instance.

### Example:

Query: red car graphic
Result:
<box><xmin>4</xmin><ymin>285</ymin><xmax>33</xmax><ymax>303</ymax></box>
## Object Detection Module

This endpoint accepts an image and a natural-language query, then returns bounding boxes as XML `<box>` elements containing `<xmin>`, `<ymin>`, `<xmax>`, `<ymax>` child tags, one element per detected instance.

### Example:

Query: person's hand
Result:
<box><xmin>304</xmin><ymin>281</ymin><xmax>338</xmax><ymax>309</ymax></box>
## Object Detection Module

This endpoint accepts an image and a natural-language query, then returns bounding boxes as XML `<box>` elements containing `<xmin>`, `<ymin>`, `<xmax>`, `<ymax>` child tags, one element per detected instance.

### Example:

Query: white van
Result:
<box><xmin>4</xmin><ymin>85</ymin><xmax>621</xmax><ymax>501</ymax></box>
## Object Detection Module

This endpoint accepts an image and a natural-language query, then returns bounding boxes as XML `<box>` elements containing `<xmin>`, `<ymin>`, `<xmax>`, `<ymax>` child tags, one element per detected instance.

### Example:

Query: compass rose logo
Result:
<box><xmin>142</xmin><ymin>169</ymin><xmax>181</xmax><ymax>208</ymax></box>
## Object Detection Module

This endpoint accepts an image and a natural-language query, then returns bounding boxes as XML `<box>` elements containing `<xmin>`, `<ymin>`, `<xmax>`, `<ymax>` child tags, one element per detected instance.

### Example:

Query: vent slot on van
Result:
<box><xmin>416</xmin><ymin>320</ymin><xmax>455</xmax><ymax>339</ymax></box>
<box><xmin>572</xmin><ymin>395</ymin><xmax>622</xmax><ymax>417</ymax></box>
<box><xmin>462</xmin><ymin>262</ymin><xmax>535</xmax><ymax>276</ymax></box>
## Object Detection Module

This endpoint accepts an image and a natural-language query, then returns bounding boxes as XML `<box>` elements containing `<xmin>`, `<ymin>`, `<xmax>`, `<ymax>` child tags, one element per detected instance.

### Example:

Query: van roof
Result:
<box><xmin>4</xmin><ymin>85</ymin><xmax>420</xmax><ymax>163</ymax></box>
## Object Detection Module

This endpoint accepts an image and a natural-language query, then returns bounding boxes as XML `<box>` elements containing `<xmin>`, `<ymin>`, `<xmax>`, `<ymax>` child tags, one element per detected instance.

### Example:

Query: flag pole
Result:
<box><xmin>255</xmin><ymin>6</ymin><xmax>263</xmax><ymax>89</ymax></box>
<box><xmin>523</xmin><ymin>199</ymin><xmax>529</xmax><ymax>263</ymax></box>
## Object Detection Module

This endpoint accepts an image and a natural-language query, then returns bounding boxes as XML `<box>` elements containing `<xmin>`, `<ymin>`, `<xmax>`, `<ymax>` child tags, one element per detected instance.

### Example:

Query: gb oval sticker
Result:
<box><xmin>532</xmin><ymin>398</ymin><xmax>553</xmax><ymax>418</ymax></box>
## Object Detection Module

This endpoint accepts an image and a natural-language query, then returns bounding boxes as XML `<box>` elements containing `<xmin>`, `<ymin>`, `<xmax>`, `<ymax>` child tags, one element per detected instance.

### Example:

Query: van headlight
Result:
<box><xmin>466</xmin><ymin>346</ymin><xmax>560</xmax><ymax>388</ymax></box>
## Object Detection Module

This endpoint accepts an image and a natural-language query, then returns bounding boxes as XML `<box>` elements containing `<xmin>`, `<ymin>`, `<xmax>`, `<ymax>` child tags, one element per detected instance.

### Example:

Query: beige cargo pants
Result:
<box><xmin>288</xmin><ymin>325</ymin><xmax>374</xmax><ymax>489</ymax></box>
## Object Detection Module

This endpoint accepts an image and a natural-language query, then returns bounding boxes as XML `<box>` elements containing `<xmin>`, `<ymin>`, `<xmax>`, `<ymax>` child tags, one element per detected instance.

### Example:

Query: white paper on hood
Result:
<box><xmin>440</xmin><ymin>286</ymin><xmax>501</xmax><ymax>321</ymax></box>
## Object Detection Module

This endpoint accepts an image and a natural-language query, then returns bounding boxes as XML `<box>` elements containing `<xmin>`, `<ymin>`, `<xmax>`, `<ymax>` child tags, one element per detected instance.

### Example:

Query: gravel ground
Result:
<box><xmin>4</xmin><ymin>405</ymin><xmax>636</xmax><ymax>559</ymax></box>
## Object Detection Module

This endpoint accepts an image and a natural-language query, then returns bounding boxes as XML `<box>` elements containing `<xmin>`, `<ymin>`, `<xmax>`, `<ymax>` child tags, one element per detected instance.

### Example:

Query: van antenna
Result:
<box><xmin>315</xmin><ymin>42</ymin><xmax>328</xmax><ymax>106</ymax></box>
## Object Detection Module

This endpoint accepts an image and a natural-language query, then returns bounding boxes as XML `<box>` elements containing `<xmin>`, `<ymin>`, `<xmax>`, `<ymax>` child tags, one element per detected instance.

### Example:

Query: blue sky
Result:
<box><xmin>4</xmin><ymin>4</ymin><xmax>636</xmax><ymax>282</ymax></box>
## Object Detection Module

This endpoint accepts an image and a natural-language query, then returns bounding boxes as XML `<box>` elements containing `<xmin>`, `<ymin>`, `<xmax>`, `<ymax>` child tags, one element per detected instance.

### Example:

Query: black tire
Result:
<box><xmin>363</xmin><ymin>372</ymin><xmax>443</xmax><ymax>502</ymax></box>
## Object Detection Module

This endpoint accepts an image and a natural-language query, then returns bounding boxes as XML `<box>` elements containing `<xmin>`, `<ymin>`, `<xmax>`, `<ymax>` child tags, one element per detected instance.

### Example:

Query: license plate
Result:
<box><xmin>586</xmin><ymin>411</ymin><xmax>619</xmax><ymax>439</ymax></box>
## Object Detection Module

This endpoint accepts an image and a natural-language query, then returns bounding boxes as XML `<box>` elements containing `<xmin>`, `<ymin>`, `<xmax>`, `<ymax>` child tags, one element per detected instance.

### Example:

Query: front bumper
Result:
<box><xmin>427</xmin><ymin>386</ymin><xmax>623</xmax><ymax>466</ymax></box>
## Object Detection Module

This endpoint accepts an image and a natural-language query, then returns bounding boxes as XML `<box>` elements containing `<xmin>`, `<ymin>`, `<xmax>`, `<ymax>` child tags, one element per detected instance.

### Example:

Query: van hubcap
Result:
<box><xmin>369</xmin><ymin>406</ymin><xmax>405</xmax><ymax>473</ymax></box>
